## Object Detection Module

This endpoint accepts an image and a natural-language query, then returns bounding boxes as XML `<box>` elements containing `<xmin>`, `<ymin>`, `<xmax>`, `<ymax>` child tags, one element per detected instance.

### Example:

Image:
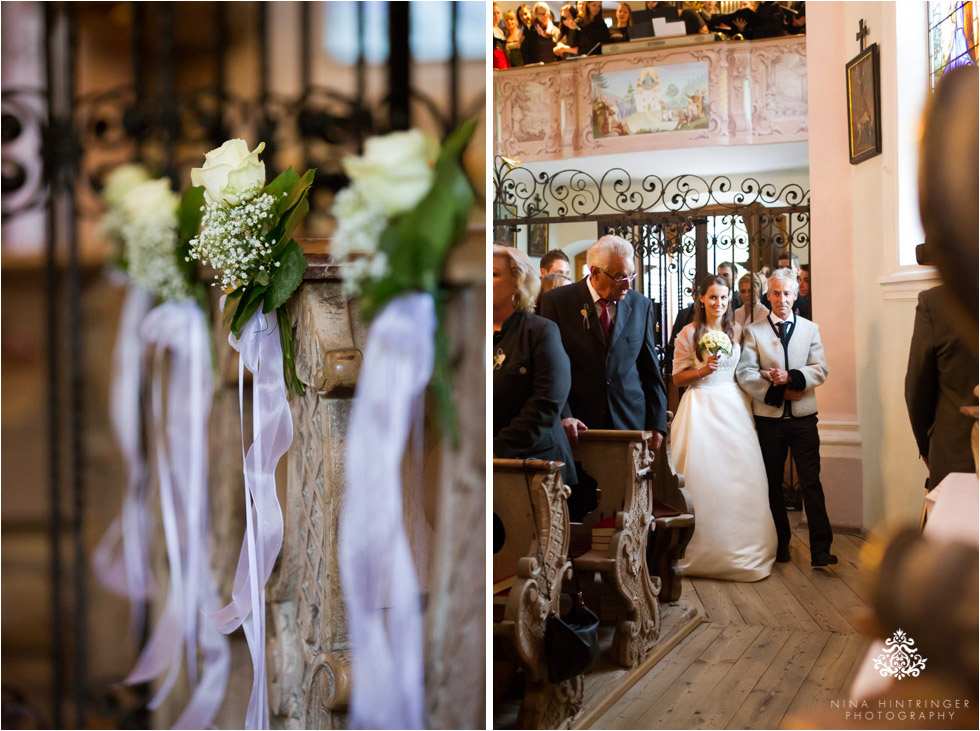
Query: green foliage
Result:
<box><xmin>264</xmin><ymin>240</ymin><xmax>307</xmax><ymax>313</ymax></box>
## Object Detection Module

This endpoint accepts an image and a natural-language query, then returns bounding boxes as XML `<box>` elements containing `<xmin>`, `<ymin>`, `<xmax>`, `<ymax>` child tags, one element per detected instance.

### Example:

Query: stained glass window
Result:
<box><xmin>928</xmin><ymin>1</ymin><xmax>979</xmax><ymax>87</ymax></box>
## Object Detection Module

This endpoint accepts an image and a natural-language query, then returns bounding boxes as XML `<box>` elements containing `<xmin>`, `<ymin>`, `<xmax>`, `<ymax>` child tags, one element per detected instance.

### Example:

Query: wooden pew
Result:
<box><xmin>570</xmin><ymin>430</ymin><xmax>661</xmax><ymax>668</ymax></box>
<box><xmin>648</xmin><ymin>412</ymin><xmax>696</xmax><ymax>603</ymax></box>
<box><xmin>493</xmin><ymin>458</ymin><xmax>583</xmax><ymax>730</ymax></box>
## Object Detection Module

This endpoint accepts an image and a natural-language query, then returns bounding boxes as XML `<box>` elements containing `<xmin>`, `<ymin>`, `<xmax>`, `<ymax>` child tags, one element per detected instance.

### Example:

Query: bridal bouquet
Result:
<box><xmin>698</xmin><ymin>330</ymin><xmax>733</xmax><ymax>356</ymax></box>
<box><xmin>188</xmin><ymin>138</ymin><xmax>315</xmax><ymax>396</ymax></box>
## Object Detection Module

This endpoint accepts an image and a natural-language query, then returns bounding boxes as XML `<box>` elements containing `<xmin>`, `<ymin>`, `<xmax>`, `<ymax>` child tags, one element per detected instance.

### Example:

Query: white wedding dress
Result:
<box><xmin>670</xmin><ymin>324</ymin><xmax>777</xmax><ymax>582</ymax></box>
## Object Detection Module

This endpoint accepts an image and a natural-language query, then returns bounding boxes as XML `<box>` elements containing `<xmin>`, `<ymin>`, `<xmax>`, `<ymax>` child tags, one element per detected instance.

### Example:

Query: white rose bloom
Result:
<box><xmin>121</xmin><ymin>178</ymin><xmax>179</xmax><ymax>224</ymax></box>
<box><xmin>342</xmin><ymin>130</ymin><xmax>438</xmax><ymax>217</ymax></box>
<box><xmin>191</xmin><ymin>139</ymin><xmax>266</xmax><ymax>207</ymax></box>
<box><xmin>103</xmin><ymin>163</ymin><xmax>152</xmax><ymax>208</ymax></box>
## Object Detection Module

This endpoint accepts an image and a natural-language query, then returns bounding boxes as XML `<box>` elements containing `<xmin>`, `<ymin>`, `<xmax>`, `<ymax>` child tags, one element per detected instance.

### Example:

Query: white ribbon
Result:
<box><xmin>93</xmin><ymin>284</ymin><xmax>155</xmax><ymax>643</ymax></box>
<box><xmin>123</xmin><ymin>300</ymin><xmax>229</xmax><ymax>729</ymax></box>
<box><xmin>340</xmin><ymin>292</ymin><xmax>434</xmax><ymax>730</ymax></box>
<box><xmin>210</xmin><ymin>308</ymin><xmax>291</xmax><ymax>730</ymax></box>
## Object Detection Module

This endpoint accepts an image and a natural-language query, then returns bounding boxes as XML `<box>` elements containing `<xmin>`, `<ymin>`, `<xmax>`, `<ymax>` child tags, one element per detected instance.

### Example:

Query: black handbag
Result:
<box><xmin>522</xmin><ymin>460</ymin><xmax>600</xmax><ymax>684</ymax></box>
<box><xmin>545</xmin><ymin>590</ymin><xmax>600</xmax><ymax>682</ymax></box>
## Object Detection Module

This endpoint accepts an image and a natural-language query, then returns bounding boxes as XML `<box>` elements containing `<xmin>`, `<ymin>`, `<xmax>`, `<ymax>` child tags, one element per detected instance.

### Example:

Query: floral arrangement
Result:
<box><xmin>330</xmin><ymin>120</ymin><xmax>476</xmax><ymax>438</ymax></box>
<box><xmin>187</xmin><ymin>139</ymin><xmax>315</xmax><ymax>396</ymax></box>
<box><xmin>698</xmin><ymin>330</ymin><xmax>733</xmax><ymax>356</ymax></box>
<box><xmin>100</xmin><ymin>164</ymin><xmax>209</xmax><ymax>307</ymax></box>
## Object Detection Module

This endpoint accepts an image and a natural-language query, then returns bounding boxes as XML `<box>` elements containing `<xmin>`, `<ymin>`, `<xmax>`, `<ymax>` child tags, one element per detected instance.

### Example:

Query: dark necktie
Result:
<box><xmin>778</xmin><ymin>321</ymin><xmax>792</xmax><ymax>417</ymax></box>
<box><xmin>598</xmin><ymin>298</ymin><xmax>613</xmax><ymax>347</ymax></box>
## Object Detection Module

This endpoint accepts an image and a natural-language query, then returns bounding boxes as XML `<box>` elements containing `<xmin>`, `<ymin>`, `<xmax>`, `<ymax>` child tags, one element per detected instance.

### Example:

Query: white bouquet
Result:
<box><xmin>119</xmin><ymin>178</ymin><xmax>190</xmax><ymax>302</ymax></box>
<box><xmin>697</xmin><ymin>330</ymin><xmax>732</xmax><ymax>356</ymax></box>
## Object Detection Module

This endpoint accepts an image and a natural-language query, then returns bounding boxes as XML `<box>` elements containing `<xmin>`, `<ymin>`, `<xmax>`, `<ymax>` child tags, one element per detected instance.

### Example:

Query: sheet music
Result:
<box><xmin>652</xmin><ymin>18</ymin><xmax>687</xmax><ymax>37</ymax></box>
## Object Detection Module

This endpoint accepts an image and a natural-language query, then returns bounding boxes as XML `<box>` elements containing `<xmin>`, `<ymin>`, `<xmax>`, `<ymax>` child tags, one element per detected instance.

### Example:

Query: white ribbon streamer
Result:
<box><xmin>340</xmin><ymin>292</ymin><xmax>434</xmax><ymax>730</ymax></box>
<box><xmin>123</xmin><ymin>300</ymin><xmax>229</xmax><ymax>729</ymax></box>
<box><xmin>93</xmin><ymin>284</ymin><xmax>155</xmax><ymax>643</ymax></box>
<box><xmin>210</xmin><ymin>308</ymin><xmax>291</xmax><ymax>730</ymax></box>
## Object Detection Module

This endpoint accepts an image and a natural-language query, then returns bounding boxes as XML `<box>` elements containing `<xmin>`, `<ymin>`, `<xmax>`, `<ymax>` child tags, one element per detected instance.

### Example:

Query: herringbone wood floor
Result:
<box><xmin>591</xmin><ymin>513</ymin><xmax>873</xmax><ymax>730</ymax></box>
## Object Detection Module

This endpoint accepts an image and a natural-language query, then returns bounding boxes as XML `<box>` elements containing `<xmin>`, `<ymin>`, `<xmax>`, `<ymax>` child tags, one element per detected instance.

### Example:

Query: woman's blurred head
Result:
<box><xmin>493</xmin><ymin>2</ymin><xmax>502</xmax><ymax>26</ymax></box>
<box><xmin>561</xmin><ymin>3</ymin><xmax>578</xmax><ymax>24</ymax></box>
<box><xmin>519</xmin><ymin>4</ymin><xmax>533</xmax><ymax>26</ymax></box>
<box><xmin>533</xmin><ymin>2</ymin><xmax>552</xmax><ymax>28</ymax></box>
<box><xmin>738</xmin><ymin>272</ymin><xmax>762</xmax><ymax>306</ymax></box>
<box><xmin>540</xmin><ymin>272</ymin><xmax>572</xmax><ymax>296</ymax></box>
<box><xmin>504</xmin><ymin>9</ymin><xmax>520</xmax><ymax>32</ymax></box>
<box><xmin>616</xmin><ymin>3</ymin><xmax>633</xmax><ymax>27</ymax></box>
<box><xmin>493</xmin><ymin>245</ymin><xmax>540</xmax><ymax>313</ymax></box>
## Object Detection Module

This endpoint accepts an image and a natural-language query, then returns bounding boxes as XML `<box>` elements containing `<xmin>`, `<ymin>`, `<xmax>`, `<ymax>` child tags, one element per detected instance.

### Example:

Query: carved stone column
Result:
<box><xmin>266</xmin><ymin>252</ymin><xmax>366</xmax><ymax>729</ymax></box>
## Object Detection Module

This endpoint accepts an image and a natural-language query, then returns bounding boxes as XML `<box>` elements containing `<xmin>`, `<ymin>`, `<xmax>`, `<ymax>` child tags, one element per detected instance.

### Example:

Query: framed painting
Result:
<box><xmin>493</xmin><ymin>224</ymin><xmax>517</xmax><ymax>247</ymax></box>
<box><xmin>845</xmin><ymin>43</ymin><xmax>882</xmax><ymax>164</ymax></box>
<box><xmin>528</xmin><ymin>224</ymin><xmax>548</xmax><ymax>257</ymax></box>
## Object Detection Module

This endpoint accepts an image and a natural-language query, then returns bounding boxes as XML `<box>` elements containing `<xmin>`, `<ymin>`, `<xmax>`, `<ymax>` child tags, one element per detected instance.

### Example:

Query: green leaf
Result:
<box><xmin>231</xmin><ymin>283</ymin><xmax>268</xmax><ymax>337</ymax></box>
<box><xmin>175</xmin><ymin>186</ymin><xmax>207</xmax><ymax>284</ymax></box>
<box><xmin>178</xmin><ymin>186</ymin><xmax>206</xmax><ymax>243</ymax></box>
<box><xmin>255</xmin><ymin>270</ymin><xmax>270</xmax><ymax>286</ymax></box>
<box><xmin>264</xmin><ymin>240</ymin><xmax>307</xmax><ymax>313</ymax></box>
<box><xmin>271</xmin><ymin>195</ymin><xmax>310</xmax><ymax>257</ymax></box>
<box><xmin>222</xmin><ymin>287</ymin><xmax>245</xmax><ymax>327</ymax></box>
<box><xmin>273</xmin><ymin>168</ymin><xmax>316</xmax><ymax>219</ymax></box>
<box><xmin>261</xmin><ymin>167</ymin><xmax>300</xmax><ymax>206</ymax></box>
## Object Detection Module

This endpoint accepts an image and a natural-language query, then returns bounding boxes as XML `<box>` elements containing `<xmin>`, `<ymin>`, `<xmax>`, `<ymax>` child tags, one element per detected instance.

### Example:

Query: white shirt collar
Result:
<box><xmin>585</xmin><ymin>275</ymin><xmax>612</xmax><ymax>305</ymax></box>
<box><xmin>768</xmin><ymin>310</ymin><xmax>795</xmax><ymax>327</ymax></box>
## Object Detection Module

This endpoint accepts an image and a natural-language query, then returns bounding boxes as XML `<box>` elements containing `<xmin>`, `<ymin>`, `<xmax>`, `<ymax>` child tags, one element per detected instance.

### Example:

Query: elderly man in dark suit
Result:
<box><xmin>905</xmin><ymin>284</ymin><xmax>979</xmax><ymax>490</ymax></box>
<box><xmin>736</xmin><ymin>268</ymin><xmax>834</xmax><ymax>567</ymax></box>
<box><xmin>539</xmin><ymin>235</ymin><xmax>668</xmax><ymax>451</ymax></box>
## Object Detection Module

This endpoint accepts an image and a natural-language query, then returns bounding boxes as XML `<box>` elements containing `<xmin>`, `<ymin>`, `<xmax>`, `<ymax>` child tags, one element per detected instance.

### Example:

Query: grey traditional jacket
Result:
<box><xmin>736</xmin><ymin>315</ymin><xmax>829</xmax><ymax>419</ymax></box>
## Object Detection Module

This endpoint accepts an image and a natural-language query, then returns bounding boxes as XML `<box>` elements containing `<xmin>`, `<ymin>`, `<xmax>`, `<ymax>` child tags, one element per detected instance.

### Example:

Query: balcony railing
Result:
<box><xmin>493</xmin><ymin>35</ymin><xmax>807</xmax><ymax>162</ymax></box>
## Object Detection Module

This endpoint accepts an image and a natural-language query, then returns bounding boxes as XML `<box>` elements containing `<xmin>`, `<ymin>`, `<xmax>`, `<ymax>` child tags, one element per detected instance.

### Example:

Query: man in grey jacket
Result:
<box><xmin>737</xmin><ymin>268</ymin><xmax>834</xmax><ymax>567</ymax></box>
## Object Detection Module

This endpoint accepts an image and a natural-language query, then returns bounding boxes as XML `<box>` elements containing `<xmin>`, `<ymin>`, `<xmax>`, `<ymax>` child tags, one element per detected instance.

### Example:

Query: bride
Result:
<box><xmin>670</xmin><ymin>275</ymin><xmax>777</xmax><ymax>581</ymax></box>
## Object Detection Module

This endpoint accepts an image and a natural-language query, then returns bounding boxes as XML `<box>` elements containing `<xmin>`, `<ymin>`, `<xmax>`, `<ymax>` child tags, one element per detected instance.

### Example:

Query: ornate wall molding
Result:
<box><xmin>494</xmin><ymin>36</ymin><xmax>807</xmax><ymax>162</ymax></box>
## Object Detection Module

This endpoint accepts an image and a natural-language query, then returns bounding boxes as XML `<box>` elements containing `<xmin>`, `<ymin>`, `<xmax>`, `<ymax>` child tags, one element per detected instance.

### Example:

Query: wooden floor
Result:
<box><xmin>591</xmin><ymin>514</ymin><xmax>873</xmax><ymax>730</ymax></box>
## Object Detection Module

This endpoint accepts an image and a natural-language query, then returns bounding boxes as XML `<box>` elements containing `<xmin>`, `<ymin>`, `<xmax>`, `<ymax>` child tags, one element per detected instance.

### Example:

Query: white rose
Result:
<box><xmin>120</xmin><ymin>178</ymin><xmax>179</xmax><ymax>224</ymax></box>
<box><xmin>191</xmin><ymin>139</ymin><xmax>266</xmax><ymax>207</ymax></box>
<box><xmin>103</xmin><ymin>163</ymin><xmax>151</xmax><ymax>208</ymax></box>
<box><xmin>342</xmin><ymin>130</ymin><xmax>438</xmax><ymax>217</ymax></box>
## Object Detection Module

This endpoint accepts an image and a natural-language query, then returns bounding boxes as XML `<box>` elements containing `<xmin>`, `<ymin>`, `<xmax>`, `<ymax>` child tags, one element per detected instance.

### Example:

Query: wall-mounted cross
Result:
<box><xmin>856</xmin><ymin>19</ymin><xmax>870</xmax><ymax>51</ymax></box>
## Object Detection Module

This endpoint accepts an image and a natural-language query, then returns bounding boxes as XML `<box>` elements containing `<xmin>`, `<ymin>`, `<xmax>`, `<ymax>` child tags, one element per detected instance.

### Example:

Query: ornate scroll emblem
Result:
<box><xmin>873</xmin><ymin>629</ymin><xmax>927</xmax><ymax>680</ymax></box>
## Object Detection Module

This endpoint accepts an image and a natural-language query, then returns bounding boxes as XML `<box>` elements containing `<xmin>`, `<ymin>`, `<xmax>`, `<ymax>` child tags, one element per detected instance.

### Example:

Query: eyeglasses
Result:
<box><xmin>596</xmin><ymin>267</ymin><xmax>636</xmax><ymax>285</ymax></box>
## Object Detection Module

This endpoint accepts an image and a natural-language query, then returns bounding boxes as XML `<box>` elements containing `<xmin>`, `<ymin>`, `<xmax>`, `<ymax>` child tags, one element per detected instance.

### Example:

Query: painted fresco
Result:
<box><xmin>590</xmin><ymin>62</ymin><xmax>709</xmax><ymax>137</ymax></box>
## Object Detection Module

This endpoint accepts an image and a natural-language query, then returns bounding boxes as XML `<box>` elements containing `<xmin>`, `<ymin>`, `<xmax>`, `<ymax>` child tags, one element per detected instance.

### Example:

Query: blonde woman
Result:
<box><xmin>492</xmin><ymin>245</ymin><xmax>578</xmax><ymax>489</ymax></box>
<box><xmin>734</xmin><ymin>272</ymin><xmax>769</xmax><ymax>327</ymax></box>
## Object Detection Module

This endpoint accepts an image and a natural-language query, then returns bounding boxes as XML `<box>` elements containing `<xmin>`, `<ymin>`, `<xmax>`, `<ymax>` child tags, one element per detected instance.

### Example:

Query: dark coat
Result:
<box><xmin>904</xmin><ymin>285</ymin><xmax>979</xmax><ymax>490</ymax></box>
<box><xmin>520</xmin><ymin>24</ymin><xmax>559</xmax><ymax>64</ymax></box>
<box><xmin>493</xmin><ymin>311</ymin><xmax>578</xmax><ymax>486</ymax></box>
<box><xmin>539</xmin><ymin>278</ymin><xmax>668</xmax><ymax>434</ymax></box>
<box><xmin>576</xmin><ymin>14</ymin><xmax>611</xmax><ymax>55</ymax></box>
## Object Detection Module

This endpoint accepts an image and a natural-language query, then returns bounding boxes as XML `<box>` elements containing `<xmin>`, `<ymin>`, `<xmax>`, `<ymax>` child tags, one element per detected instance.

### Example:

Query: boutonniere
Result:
<box><xmin>493</xmin><ymin>348</ymin><xmax>506</xmax><ymax>371</ymax></box>
<box><xmin>581</xmin><ymin>306</ymin><xmax>590</xmax><ymax>329</ymax></box>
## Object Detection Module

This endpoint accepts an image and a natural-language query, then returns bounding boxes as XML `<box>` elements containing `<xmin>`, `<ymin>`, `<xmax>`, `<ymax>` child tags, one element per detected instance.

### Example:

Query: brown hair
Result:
<box><xmin>692</xmin><ymin>274</ymin><xmax>737</xmax><ymax>349</ymax></box>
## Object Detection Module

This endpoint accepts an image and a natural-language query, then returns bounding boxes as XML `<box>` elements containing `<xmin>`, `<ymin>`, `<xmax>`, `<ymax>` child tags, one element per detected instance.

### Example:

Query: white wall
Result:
<box><xmin>808</xmin><ymin>2</ymin><xmax>939</xmax><ymax>532</ymax></box>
